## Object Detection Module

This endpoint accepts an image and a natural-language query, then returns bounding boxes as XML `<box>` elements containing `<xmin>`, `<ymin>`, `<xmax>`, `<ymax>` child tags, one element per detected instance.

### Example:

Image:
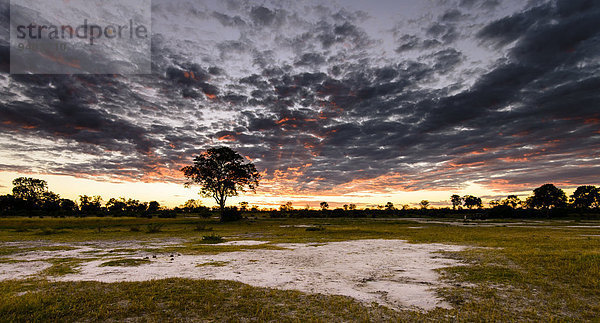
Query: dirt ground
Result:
<box><xmin>1</xmin><ymin>239</ymin><xmax>466</xmax><ymax>310</ymax></box>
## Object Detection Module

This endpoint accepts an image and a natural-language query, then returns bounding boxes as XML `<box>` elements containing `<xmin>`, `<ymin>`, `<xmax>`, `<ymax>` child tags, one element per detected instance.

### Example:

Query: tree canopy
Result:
<box><xmin>12</xmin><ymin>177</ymin><xmax>48</xmax><ymax>202</ymax></box>
<box><xmin>181</xmin><ymin>146</ymin><xmax>260</xmax><ymax>220</ymax></box>
<box><xmin>526</xmin><ymin>184</ymin><xmax>567</xmax><ymax>209</ymax></box>
<box><xmin>570</xmin><ymin>185</ymin><xmax>600</xmax><ymax>209</ymax></box>
<box><xmin>463</xmin><ymin>195</ymin><xmax>483</xmax><ymax>209</ymax></box>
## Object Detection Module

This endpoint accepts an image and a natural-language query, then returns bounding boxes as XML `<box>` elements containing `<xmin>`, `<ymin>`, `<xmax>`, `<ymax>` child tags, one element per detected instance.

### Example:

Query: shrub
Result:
<box><xmin>145</xmin><ymin>223</ymin><xmax>164</xmax><ymax>233</ymax></box>
<box><xmin>488</xmin><ymin>205</ymin><xmax>514</xmax><ymax>219</ymax></box>
<box><xmin>100</xmin><ymin>259</ymin><xmax>150</xmax><ymax>267</ymax></box>
<box><xmin>220</xmin><ymin>207</ymin><xmax>242</xmax><ymax>222</ymax></box>
<box><xmin>306</xmin><ymin>225</ymin><xmax>325</xmax><ymax>231</ymax></box>
<box><xmin>200</xmin><ymin>234</ymin><xmax>224</xmax><ymax>244</ymax></box>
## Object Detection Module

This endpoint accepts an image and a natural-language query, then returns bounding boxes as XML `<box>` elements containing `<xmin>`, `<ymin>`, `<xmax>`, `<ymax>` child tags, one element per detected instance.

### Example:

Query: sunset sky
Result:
<box><xmin>1</xmin><ymin>0</ymin><xmax>599</xmax><ymax>208</ymax></box>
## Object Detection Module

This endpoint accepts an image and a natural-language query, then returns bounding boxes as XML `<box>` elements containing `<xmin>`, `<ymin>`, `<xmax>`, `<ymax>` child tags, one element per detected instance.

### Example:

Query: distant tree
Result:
<box><xmin>502</xmin><ymin>195</ymin><xmax>522</xmax><ymax>209</ymax></box>
<box><xmin>488</xmin><ymin>199</ymin><xmax>500</xmax><ymax>208</ymax></box>
<box><xmin>320</xmin><ymin>202</ymin><xmax>329</xmax><ymax>210</ymax></box>
<box><xmin>343</xmin><ymin>204</ymin><xmax>348</xmax><ymax>211</ymax></box>
<box><xmin>12</xmin><ymin>177</ymin><xmax>47</xmax><ymax>202</ymax></box>
<box><xmin>348</xmin><ymin>203</ymin><xmax>357</xmax><ymax>210</ymax></box>
<box><xmin>239</xmin><ymin>201</ymin><xmax>249</xmax><ymax>211</ymax></box>
<box><xmin>280</xmin><ymin>201</ymin><xmax>293</xmax><ymax>212</ymax></box>
<box><xmin>463</xmin><ymin>195</ymin><xmax>483</xmax><ymax>209</ymax></box>
<box><xmin>125</xmin><ymin>199</ymin><xmax>145</xmax><ymax>214</ymax></box>
<box><xmin>0</xmin><ymin>195</ymin><xmax>17</xmax><ymax>214</ymax></box>
<box><xmin>40</xmin><ymin>191</ymin><xmax>61</xmax><ymax>214</ymax></box>
<box><xmin>181</xmin><ymin>147</ymin><xmax>260</xmax><ymax>221</ymax></box>
<box><xmin>419</xmin><ymin>200</ymin><xmax>429</xmax><ymax>209</ymax></box>
<box><xmin>79</xmin><ymin>195</ymin><xmax>103</xmax><ymax>215</ymax></box>
<box><xmin>450</xmin><ymin>194</ymin><xmax>462</xmax><ymax>210</ymax></box>
<box><xmin>570</xmin><ymin>185</ymin><xmax>599</xmax><ymax>209</ymax></box>
<box><xmin>147</xmin><ymin>201</ymin><xmax>160</xmax><ymax>213</ymax></box>
<box><xmin>59</xmin><ymin>199</ymin><xmax>78</xmax><ymax>215</ymax></box>
<box><xmin>401</xmin><ymin>204</ymin><xmax>411</xmax><ymax>210</ymax></box>
<box><xmin>385</xmin><ymin>202</ymin><xmax>395</xmax><ymax>211</ymax></box>
<box><xmin>527</xmin><ymin>184</ymin><xmax>567</xmax><ymax>209</ymax></box>
<box><xmin>106</xmin><ymin>198</ymin><xmax>127</xmax><ymax>215</ymax></box>
<box><xmin>183</xmin><ymin>199</ymin><xmax>203</xmax><ymax>212</ymax></box>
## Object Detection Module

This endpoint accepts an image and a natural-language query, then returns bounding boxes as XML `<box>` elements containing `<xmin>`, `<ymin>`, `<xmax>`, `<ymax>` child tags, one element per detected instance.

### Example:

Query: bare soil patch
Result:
<box><xmin>1</xmin><ymin>239</ymin><xmax>466</xmax><ymax>310</ymax></box>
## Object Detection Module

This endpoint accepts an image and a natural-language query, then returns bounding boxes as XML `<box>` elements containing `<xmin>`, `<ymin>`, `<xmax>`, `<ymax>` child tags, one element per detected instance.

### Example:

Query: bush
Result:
<box><xmin>201</xmin><ymin>234</ymin><xmax>224</xmax><ymax>244</ymax></box>
<box><xmin>306</xmin><ymin>225</ymin><xmax>326</xmax><ymax>231</ymax></box>
<box><xmin>220</xmin><ymin>207</ymin><xmax>242</xmax><ymax>222</ymax></box>
<box><xmin>145</xmin><ymin>223</ymin><xmax>164</xmax><ymax>233</ymax></box>
<box><xmin>487</xmin><ymin>205</ymin><xmax>514</xmax><ymax>219</ymax></box>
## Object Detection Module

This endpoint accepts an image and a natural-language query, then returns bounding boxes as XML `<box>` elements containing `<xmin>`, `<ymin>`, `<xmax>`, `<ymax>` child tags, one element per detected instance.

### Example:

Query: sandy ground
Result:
<box><xmin>1</xmin><ymin>239</ymin><xmax>466</xmax><ymax>310</ymax></box>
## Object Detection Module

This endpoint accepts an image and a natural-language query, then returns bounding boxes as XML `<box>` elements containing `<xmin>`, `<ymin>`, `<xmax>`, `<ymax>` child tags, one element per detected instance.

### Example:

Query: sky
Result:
<box><xmin>0</xmin><ymin>0</ymin><xmax>599</xmax><ymax>208</ymax></box>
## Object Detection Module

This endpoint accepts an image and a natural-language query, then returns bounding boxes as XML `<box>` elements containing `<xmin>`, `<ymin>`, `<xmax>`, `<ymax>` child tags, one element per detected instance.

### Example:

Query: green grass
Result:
<box><xmin>99</xmin><ymin>259</ymin><xmax>151</xmax><ymax>267</ymax></box>
<box><xmin>0</xmin><ymin>216</ymin><xmax>599</xmax><ymax>320</ymax></box>
<box><xmin>196</xmin><ymin>261</ymin><xmax>230</xmax><ymax>267</ymax></box>
<box><xmin>41</xmin><ymin>258</ymin><xmax>87</xmax><ymax>277</ymax></box>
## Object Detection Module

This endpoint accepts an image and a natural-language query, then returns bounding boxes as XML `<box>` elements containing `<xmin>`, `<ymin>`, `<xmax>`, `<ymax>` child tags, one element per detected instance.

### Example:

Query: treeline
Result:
<box><xmin>0</xmin><ymin>177</ymin><xmax>170</xmax><ymax>218</ymax></box>
<box><xmin>267</xmin><ymin>183</ymin><xmax>600</xmax><ymax>219</ymax></box>
<box><xmin>1</xmin><ymin>178</ymin><xmax>599</xmax><ymax>219</ymax></box>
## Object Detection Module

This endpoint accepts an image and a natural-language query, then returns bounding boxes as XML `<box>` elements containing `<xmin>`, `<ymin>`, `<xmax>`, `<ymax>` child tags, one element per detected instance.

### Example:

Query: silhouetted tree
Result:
<box><xmin>239</xmin><ymin>201</ymin><xmax>249</xmax><ymax>211</ymax></box>
<box><xmin>570</xmin><ymin>185</ymin><xmax>599</xmax><ymax>209</ymax></box>
<box><xmin>489</xmin><ymin>199</ymin><xmax>500</xmax><ymax>208</ymax></box>
<box><xmin>420</xmin><ymin>200</ymin><xmax>429</xmax><ymax>209</ymax></box>
<box><xmin>79</xmin><ymin>195</ymin><xmax>103</xmax><ymax>215</ymax></box>
<box><xmin>527</xmin><ymin>184</ymin><xmax>567</xmax><ymax>209</ymax></box>
<box><xmin>320</xmin><ymin>202</ymin><xmax>329</xmax><ymax>210</ymax></box>
<box><xmin>106</xmin><ymin>198</ymin><xmax>127</xmax><ymax>215</ymax></box>
<box><xmin>343</xmin><ymin>204</ymin><xmax>348</xmax><ymax>211</ymax></box>
<box><xmin>280</xmin><ymin>201</ymin><xmax>293</xmax><ymax>212</ymax></box>
<box><xmin>348</xmin><ymin>203</ymin><xmax>357</xmax><ymax>210</ymax></box>
<box><xmin>181</xmin><ymin>146</ymin><xmax>260</xmax><ymax>221</ymax></box>
<box><xmin>450</xmin><ymin>194</ymin><xmax>462</xmax><ymax>210</ymax></box>
<box><xmin>12</xmin><ymin>177</ymin><xmax>47</xmax><ymax>202</ymax></box>
<box><xmin>147</xmin><ymin>201</ymin><xmax>160</xmax><ymax>213</ymax></box>
<box><xmin>502</xmin><ymin>195</ymin><xmax>522</xmax><ymax>209</ymax></box>
<box><xmin>463</xmin><ymin>195</ymin><xmax>483</xmax><ymax>209</ymax></box>
<box><xmin>40</xmin><ymin>191</ymin><xmax>61</xmax><ymax>214</ymax></box>
<box><xmin>59</xmin><ymin>199</ymin><xmax>78</xmax><ymax>216</ymax></box>
<box><xmin>385</xmin><ymin>202</ymin><xmax>395</xmax><ymax>210</ymax></box>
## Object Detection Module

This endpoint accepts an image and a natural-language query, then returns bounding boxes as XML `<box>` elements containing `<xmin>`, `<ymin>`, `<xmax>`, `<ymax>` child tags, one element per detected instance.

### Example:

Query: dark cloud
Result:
<box><xmin>212</xmin><ymin>11</ymin><xmax>247</xmax><ymax>27</ymax></box>
<box><xmin>2</xmin><ymin>0</ymin><xmax>599</xmax><ymax>195</ymax></box>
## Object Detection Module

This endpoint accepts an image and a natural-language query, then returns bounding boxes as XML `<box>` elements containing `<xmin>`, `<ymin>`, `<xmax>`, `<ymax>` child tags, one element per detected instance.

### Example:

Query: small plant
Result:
<box><xmin>196</xmin><ymin>261</ymin><xmax>229</xmax><ymax>267</ymax></box>
<box><xmin>200</xmin><ymin>234</ymin><xmax>225</xmax><ymax>244</ymax></box>
<box><xmin>306</xmin><ymin>225</ymin><xmax>326</xmax><ymax>232</ymax></box>
<box><xmin>221</xmin><ymin>207</ymin><xmax>242</xmax><ymax>222</ymax></box>
<box><xmin>100</xmin><ymin>259</ymin><xmax>151</xmax><ymax>267</ymax></box>
<box><xmin>145</xmin><ymin>223</ymin><xmax>164</xmax><ymax>233</ymax></box>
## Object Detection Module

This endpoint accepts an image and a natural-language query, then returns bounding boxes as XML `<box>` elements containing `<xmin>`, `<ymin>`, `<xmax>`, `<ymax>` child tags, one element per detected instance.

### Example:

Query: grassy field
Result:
<box><xmin>0</xmin><ymin>216</ymin><xmax>599</xmax><ymax>321</ymax></box>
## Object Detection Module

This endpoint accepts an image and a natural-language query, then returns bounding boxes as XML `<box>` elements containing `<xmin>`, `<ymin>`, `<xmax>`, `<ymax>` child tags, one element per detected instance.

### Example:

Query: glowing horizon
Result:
<box><xmin>0</xmin><ymin>171</ymin><xmax>578</xmax><ymax>210</ymax></box>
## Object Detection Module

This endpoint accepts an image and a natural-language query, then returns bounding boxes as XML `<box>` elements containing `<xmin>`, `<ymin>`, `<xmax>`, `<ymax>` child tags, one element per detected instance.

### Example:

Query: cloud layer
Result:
<box><xmin>1</xmin><ymin>0</ymin><xmax>599</xmax><ymax>196</ymax></box>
